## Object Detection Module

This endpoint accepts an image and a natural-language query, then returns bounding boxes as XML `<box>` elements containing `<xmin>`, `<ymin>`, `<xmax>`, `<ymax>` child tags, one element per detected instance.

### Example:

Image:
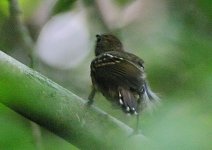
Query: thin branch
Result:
<box><xmin>9</xmin><ymin>0</ymin><xmax>35</xmax><ymax>68</ymax></box>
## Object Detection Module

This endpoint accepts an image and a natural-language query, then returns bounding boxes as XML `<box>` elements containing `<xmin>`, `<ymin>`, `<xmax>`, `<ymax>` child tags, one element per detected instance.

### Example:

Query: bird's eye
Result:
<box><xmin>96</xmin><ymin>34</ymin><xmax>101</xmax><ymax>42</ymax></box>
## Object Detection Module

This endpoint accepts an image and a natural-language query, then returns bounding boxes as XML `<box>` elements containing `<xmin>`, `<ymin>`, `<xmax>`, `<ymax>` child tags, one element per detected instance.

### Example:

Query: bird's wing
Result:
<box><xmin>91</xmin><ymin>51</ymin><xmax>145</xmax><ymax>91</ymax></box>
<box><xmin>123</xmin><ymin>51</ymin><xmax>145</xmax><ymax>68</ymax></box>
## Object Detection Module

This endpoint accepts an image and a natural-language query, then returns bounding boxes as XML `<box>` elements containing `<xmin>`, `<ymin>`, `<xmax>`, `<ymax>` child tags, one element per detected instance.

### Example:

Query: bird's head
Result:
<box><xmin>95</xmin><ymin>34</ymin><xmax>124</xmax><ymax>56</ymax></box>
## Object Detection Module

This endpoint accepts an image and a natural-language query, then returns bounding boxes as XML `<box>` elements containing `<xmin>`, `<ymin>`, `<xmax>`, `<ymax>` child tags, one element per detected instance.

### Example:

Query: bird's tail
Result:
<box><xmin>141</xmin><ymin>81</ymin><xmax>160</xmax><ymax>111</ymax></box>
<box><xmin>118</xmin><ymin>87</ymin><xmax>138</xmax><ymax>114</ymax></box>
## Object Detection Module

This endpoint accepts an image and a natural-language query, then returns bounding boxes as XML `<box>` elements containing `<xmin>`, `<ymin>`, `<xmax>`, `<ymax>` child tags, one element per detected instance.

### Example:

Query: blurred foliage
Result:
<box><xmin>0</xmin><ymin>104</ymin><xmax>77</xmax><ymax>150</ymax></box>
<box><xmin>0</xmin><ymin>1</ymin><xmax>9</xmax><ymax>17</ymax></box>
<box><xmin>0</xmin><ymin>0</ymin><xmax>211</xmax><ymax>149</ymax></box>
<box><xmin>19</xmin><ymin>0</ymin><xmax>41</xmax><ymax>19</ymax></box>
<box><xmin>169</xmin><ymin>0</ymin><xmax>212</xmax><ymax>35</ymax></box>
<box><xmin>115</xmin><ymin>0</ymin><xmax>131</xmax><ymax>6</ymax></box>
<box><xmin>52</xmin><ymin>0</ymin><xmax>76</xmax><ymax>15</ymax></box>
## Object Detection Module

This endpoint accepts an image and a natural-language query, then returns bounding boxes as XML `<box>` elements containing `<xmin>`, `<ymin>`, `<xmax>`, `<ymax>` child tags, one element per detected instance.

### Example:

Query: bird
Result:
<box><xmin>88</xmin><ymin>34</ymin><xmax>159</xmax><ymax>129</ymax></box>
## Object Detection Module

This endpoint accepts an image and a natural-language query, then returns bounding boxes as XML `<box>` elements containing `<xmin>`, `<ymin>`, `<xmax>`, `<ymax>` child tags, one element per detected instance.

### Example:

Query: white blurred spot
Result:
<box><xmin>126</xmin><ymin>106</ymin><xmax>130</xmax><ymax>112</ymax></box>
<box><xmin>119</xmin><ymin>99</ymin><xmax>123</xmax><ymax>105</ymax></box>
<box><xmin>36</xmin><ymin>10</ymin><xmax>90</xmax><ymax>69</ymax></box>
<box><xmin>134</xmin><ymin>111</ymin><xmax>138</xmax><ymax>115</ymax></box>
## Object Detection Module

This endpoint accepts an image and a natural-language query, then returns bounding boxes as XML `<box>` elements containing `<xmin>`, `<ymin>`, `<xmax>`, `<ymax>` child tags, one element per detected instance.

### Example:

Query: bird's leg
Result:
<box><xmin>87</xmin><ymin>87</ymin><xmax>96</xmax><ymax>105</ymax></box>
<box><xmin>135</xmin><ymin>92</ymin><xmax>143</xmax><ymax>133</ymax></box>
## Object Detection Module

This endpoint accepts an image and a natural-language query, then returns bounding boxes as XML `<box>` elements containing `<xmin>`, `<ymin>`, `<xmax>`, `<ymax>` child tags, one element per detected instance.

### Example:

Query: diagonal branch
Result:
<box><xmin>0</xmin><ymin>51</ymin><xmax>146</xmax><ymax>149</ymax></box>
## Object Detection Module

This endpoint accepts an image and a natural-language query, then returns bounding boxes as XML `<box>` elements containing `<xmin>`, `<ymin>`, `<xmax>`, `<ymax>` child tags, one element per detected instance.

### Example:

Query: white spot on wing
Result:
<box><xmin>106</xmin><ymin>54</ymin><xmax>113</xmax><ymax>58</ymax></box>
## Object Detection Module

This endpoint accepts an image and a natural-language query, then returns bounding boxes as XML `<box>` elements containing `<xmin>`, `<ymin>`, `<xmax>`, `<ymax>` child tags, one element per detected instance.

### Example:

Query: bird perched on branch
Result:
<box><xmin>88</xmin><ymin>34</ymin><xmax>159</xmax><ymax>129</ymax></box>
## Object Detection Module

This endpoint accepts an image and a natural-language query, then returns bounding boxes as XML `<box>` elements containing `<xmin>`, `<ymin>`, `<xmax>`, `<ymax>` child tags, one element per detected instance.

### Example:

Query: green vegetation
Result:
<box><xmin>0</xmin><ymin>0</ymin><xmax>211</xmax><ymax>149</ymax></box>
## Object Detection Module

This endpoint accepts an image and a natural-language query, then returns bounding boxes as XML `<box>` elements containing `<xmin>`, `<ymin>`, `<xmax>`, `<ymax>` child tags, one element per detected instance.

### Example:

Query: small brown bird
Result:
<box><xmin>88</xmin><ymin>34</ymin><xmax>159</xmax><ymax>128</ymax></box>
